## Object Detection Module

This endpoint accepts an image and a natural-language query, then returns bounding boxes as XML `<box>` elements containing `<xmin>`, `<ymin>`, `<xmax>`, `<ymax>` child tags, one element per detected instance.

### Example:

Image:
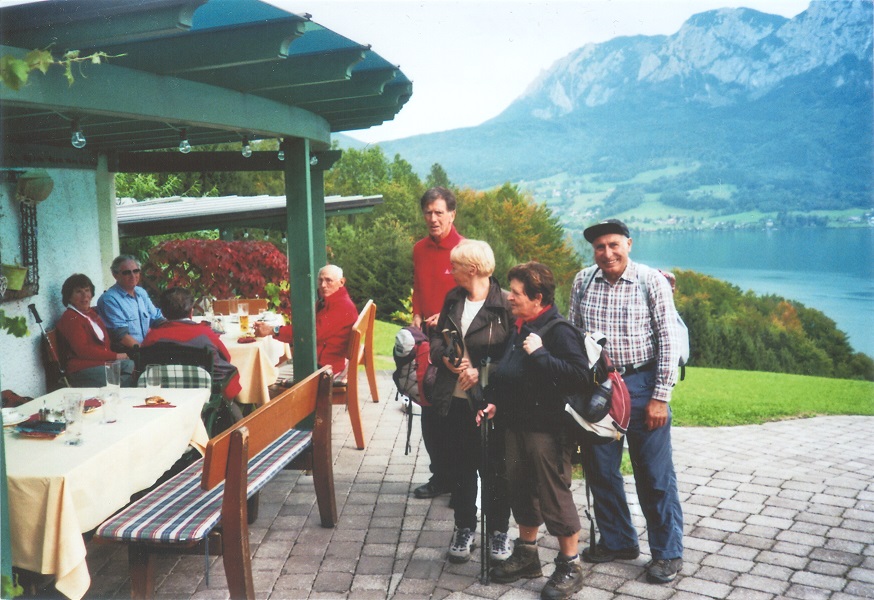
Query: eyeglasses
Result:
<box><xmin>119</xmin><ymin>269</ymin><xmax>141</xmax><ymax>276</ymax></box>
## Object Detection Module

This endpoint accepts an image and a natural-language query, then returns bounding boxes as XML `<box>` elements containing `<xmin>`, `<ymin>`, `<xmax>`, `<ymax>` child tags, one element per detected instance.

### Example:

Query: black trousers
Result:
<box><xmin>442</xmin><ymin>397</ymin><xmax>511</xmax><ymax>533</ymax></box>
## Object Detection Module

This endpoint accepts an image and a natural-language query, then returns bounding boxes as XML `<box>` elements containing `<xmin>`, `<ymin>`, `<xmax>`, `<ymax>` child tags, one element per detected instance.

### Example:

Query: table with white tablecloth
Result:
<box><xmin>222</xmin><ymin>331</ymin><xmax>291</xmax><ymax>406</ymax></box>
<box><xmin>4</xmin><ymin>387</ymin><xmax>209</xmax><ymax>600</ymax></box>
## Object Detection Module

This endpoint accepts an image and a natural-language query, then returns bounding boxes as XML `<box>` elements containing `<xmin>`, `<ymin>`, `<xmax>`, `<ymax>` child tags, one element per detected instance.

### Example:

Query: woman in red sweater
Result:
<box><xmin>56</xmin><ymin>273</ymin><xmax>134</xmax><ymax>387</ymax></box>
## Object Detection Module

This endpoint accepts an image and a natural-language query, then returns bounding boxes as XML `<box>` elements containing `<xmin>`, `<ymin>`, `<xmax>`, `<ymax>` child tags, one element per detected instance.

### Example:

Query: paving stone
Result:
<box><xmin>694</xmin><ymin>566</ymin><xmax>739</xmax><ymax>585</ymax></box>
<box><xmin>783</xmin><ymin>583</ymin><xmax>833</xmax><ymax>600</ymax></box>
<box><xmin>843</xmin><ymin>580</ymin><xmax>874</xmax><ymax>597</ymax></box>
<box><xmin>678</xmin><ymin>577</ymin><xmax>733</xmax><ymax>598</ymax></box>
<box><xmin>849</xmin><ymin>566</ymin><xmax>874</xmax><ymax>584</ymax></box>
<box><xmin>789</xmin><ymin>570</ymin><xmax>847</xmax><ymax>591</ymax></box>
<box><xmin>733</xmin><ymin>573</ymin><xmax>790</xmax><ymax>595</ymax></box>
<box><xmin>750</xmin><ymin>562</ymin><xmax>793</xmax><ymax>580</ymax></box>
<box><xmin>725</xmin><ymin>588</ymin><xmax>775</xmax><ymax>600</ymax></box>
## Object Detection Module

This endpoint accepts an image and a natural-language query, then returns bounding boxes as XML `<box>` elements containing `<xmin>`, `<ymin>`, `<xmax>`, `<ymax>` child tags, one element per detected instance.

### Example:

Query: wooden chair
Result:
<box><xmin>214</xmin><ymin>298</ymin><xmax>268</xmax><ymax>316</ymax></box>
<box><xmin>332</xmin><ymin>299</ymin><xmax>379</xmax><ymax>450</ymax></box>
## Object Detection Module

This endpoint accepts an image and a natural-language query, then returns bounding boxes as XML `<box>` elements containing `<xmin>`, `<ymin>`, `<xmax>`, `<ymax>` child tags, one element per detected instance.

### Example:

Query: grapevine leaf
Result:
<box><xmin>24</xmin><ymin>48</ymin><xmax>54</xmax><ymax>74</ymax></box>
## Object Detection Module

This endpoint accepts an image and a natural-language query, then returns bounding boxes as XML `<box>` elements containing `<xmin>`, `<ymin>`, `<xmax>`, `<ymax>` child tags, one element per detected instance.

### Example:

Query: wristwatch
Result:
<box><xmin>273</xmin><ymin>325</ymin><xmax>281</xmax><ymax>336</ymax></box>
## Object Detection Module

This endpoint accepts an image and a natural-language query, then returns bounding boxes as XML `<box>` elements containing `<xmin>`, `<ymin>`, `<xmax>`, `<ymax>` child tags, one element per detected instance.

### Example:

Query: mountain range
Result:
<box><xmin>370</xmin><ymin>0</ymin><xmax>873</xmax><ymax>230</ymax></box>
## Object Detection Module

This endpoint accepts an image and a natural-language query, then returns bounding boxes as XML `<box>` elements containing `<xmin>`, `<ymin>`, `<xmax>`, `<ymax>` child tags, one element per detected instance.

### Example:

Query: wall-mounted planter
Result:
<box><xmin>1</xmin><ymin>265</ymin><xmax>27</xmax><ymax>291</ymax></box>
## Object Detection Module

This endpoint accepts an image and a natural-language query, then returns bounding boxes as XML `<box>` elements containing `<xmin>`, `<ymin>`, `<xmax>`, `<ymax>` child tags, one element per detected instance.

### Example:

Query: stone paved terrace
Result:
<box><xmin>82</xmin><ymin>370</ymin><xmax>874</xmax><ymax>599</ymax></box>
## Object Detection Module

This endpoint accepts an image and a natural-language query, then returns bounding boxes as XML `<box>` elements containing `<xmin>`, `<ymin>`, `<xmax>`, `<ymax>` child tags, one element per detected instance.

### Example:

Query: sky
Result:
<box><xmin>268</xmin><ymin>0</ymin><xmax>812</xmax><ymax>144</ymax></box>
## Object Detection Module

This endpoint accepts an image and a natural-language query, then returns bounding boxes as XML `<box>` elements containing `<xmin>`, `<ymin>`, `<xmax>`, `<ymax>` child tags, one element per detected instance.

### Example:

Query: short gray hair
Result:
<box><xmin>110</xmin><ymin>254</ymin><xmax>140</xmax><ymax>274</ymax></box>
<box><xmin>319</xmin><ymin>264</ymin><xmax>343</xmax><ymax>279</ymax></box>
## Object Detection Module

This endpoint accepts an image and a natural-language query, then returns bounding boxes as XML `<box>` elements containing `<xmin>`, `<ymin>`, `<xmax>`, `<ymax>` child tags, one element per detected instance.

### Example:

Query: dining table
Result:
<box><xmin>3</xmin><ymin>386</ymin><xmax>210</xmax><ymax>600</ymax></box>
<box><xmin>219</xmin><ymin>319</ymin><xmax>291</xmax><ymax>406</ymax></box>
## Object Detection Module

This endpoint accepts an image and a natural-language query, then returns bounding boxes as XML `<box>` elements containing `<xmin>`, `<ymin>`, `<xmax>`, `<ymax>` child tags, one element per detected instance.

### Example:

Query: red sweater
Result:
<box><xmin>274</xmin><ymin>286</ymin><xmax>358</xmax><ymax>376</ymax></box>
<box><xmin>412</xmin><ymin>226</ymin><xmax>464</xmax><ymax>321</ymax></box>
<box><xmin>56</xmin><ymin>308</ymin><xmax>117</xmax><ymax>374</ymax></box>
<box><xmin>141</xmin><ymin>320</ymin><xmax>242</xmax><ymax>399</ymax></box>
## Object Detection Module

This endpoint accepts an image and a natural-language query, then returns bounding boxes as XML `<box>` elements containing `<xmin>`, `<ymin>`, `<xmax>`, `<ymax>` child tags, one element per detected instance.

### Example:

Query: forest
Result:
<box><xmin>119</xmin><ymin>142</ymin><xmax>874</xmax><ymax>382</ymax></box>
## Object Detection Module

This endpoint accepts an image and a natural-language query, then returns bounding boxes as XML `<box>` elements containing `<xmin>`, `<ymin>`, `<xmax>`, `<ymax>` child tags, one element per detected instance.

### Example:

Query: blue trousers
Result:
<box><xmin>581</xmin><ymin>369</ymin><xmax>683</xmax><ymax>560</ymax></box>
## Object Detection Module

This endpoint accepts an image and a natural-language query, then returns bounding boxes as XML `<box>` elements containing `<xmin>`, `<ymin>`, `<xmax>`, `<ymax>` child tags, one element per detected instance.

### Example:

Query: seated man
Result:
<box><xmin>97</xmin><ymin>254</ymin><xmax>166</xmax><ymax>351</ymax></box>
<box><xmin>141</xmin><ymin>287</ymin><xmax>242</xmax><ymax>400</ymax></box>
<box><xmin>254</xmin><ymin>264</ymin><xmax>358</xmax><ymax>382</ymax></box>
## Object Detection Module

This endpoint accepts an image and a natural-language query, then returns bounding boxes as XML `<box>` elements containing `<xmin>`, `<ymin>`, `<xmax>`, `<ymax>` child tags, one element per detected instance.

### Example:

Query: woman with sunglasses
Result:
<box><xmin>96</xmin><ymin>255</ymin><xmax>165</xmax><ymax>351</ymax></box>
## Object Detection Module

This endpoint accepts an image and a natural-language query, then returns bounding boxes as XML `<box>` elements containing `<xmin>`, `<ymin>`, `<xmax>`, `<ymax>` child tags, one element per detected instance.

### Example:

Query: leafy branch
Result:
<box><xmin>0</xmin><ymin>47</ymin><xmax>126</xmax><ymax>90</ymax></box>
<box><xmin>0</xmin><ymin>308</ymin><xmax>29</xmax><ymax>337</ymax></box>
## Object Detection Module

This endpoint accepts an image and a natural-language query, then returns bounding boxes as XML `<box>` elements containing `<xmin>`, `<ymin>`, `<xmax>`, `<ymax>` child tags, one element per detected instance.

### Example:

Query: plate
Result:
<box><xmin>2</xmin><ymin>409</ymin><xmax>28</xmax><ymax>427</ymax></box>
<box><xmin>16</xmin><ymin>420</ymin><xmax>66</xmax><ymax>439</ymax></box>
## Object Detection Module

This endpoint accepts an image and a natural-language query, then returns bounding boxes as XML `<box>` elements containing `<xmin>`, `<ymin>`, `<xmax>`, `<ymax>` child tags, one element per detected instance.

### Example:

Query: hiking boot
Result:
<box><xmin>540</xmin><ymin>556</ymin><xmax>583</xmax><ymax>600</ymax></box>
<box><xmin>490</xmin><ymin>541</ymin><xmax>542</xmax><ymax>583</ymax></box>
<box><xmin>646</xmin><ymin>558</ymin><xmax>683</xmax><ymax>583</ymax></box>
<box><xmin>490</xmin><ymin>530</ymin><xmax>513</xmax><ymax>561</ymax></box>
<box><xmin>448</xmin><ymin>527</ymin><xmax>476</xmax><ymax>563</ymax></box>
<box><xmin>581</xmin><ymin>542</ymin><xmax>640</xmax><ymax>564</ymax></box>
<box><xmin>413</xmin><ymin>480</ymin><xmax>450</xmax><ymax>499</ymax></box>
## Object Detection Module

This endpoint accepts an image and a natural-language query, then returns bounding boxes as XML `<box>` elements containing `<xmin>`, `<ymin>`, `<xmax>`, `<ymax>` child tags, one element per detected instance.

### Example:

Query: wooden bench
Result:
<box><xmin>95</xmin><ymin>367</ymin><xmax>337</xmax><ymax>599</ymax></box>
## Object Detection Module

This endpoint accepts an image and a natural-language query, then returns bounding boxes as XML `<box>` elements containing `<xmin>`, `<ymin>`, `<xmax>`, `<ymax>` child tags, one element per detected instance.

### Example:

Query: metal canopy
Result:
<box><xmin>117</xmin><ymin>193</ymin><xmax>384</xmax><ymax>237</ymax></box>
<box><xmin>0</xmin><ymin>0</ymin><xmax>412</xmax><ymax>159</ymax></box>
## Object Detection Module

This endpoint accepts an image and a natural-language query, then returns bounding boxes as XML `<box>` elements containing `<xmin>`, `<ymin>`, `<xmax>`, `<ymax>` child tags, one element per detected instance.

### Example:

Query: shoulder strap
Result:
<box><xmin>580</xmin><ymin>265</ymin><xmax>598</xmax><ymax>297</ymax></box>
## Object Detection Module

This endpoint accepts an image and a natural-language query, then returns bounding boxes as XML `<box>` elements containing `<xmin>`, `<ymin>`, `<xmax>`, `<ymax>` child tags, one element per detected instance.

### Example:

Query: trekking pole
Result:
<box><xmin>28</xmin><ymin>304</ymin><xmax>71</xmax><ymax>388</ymax></box>
<box><xmin>479</xmin><ymin>412</ymin><xmax>490</xmax><ymax>585</ymax></box>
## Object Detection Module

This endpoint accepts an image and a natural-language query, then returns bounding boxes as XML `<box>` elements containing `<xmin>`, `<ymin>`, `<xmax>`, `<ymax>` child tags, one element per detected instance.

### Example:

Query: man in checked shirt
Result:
<box><xmin>569</xmin><ymin>219</ymin><xmax>685</xmax><ymax>585</ymax></box>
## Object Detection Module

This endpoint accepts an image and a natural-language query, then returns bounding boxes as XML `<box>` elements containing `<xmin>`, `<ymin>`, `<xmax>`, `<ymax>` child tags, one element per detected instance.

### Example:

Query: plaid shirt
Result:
<box><xmin>568</xmin><ymin>260</ymin><xmax>681</xmax><ymax>402</ymax></box>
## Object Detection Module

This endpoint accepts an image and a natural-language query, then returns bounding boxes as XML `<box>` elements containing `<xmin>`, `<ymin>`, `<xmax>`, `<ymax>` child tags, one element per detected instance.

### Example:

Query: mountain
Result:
<box><xmin>378</xmin><ymin>1</ymin><xmax>873</xmax><ymax>229</ymax></box>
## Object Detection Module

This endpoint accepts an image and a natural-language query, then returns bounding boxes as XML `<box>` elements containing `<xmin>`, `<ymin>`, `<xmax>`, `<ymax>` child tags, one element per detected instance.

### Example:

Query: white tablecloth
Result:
<box><xmin>222</xmin><ymin>332</ymin><xmax>290</xmax><ymax>405</ymax></box>
<box><xmin>4</xmin><ymin>387</ymin><xmax>209</xmax><ymax>600</ymax></box>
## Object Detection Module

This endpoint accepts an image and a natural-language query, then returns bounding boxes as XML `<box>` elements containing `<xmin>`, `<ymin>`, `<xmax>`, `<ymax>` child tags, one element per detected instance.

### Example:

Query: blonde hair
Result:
<box><xmin>450</xmin><ymin>239</ymin><xmax>495</xmax><ymax>277</ymax></box>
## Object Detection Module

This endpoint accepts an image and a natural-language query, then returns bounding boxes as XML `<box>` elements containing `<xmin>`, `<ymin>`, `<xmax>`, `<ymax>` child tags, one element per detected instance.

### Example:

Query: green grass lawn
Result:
<box><xmin>372</xmin><ymin>319</ymin><xmax>874</xmax><ymax>425</ymax></box>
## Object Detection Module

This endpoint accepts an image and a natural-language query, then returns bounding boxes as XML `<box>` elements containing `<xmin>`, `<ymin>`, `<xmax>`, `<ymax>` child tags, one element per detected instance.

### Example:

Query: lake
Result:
<box><xmin>605</xmin><ymin>228</ymin><xmax>874</xmax><ymax>359</ymax></box>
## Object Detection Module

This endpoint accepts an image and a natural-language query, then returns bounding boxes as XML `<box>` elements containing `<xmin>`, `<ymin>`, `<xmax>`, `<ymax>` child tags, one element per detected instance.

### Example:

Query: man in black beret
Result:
<box><xmin>568</xmin><ymin>219</ymin><xmax>685</xmax><ymax>584</ymax></box>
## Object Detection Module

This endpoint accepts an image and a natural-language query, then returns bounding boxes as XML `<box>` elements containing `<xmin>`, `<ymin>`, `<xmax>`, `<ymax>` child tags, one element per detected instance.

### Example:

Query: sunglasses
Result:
<box><xmin>119</xmin><ymin>269</ymin><xmax>141</xmax><ymax>276</ymax></box>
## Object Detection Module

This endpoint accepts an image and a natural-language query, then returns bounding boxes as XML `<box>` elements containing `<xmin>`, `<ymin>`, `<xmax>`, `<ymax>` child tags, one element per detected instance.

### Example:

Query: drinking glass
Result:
<box><xmin>101</xmin><ymin>389</ymin><xmax>119</xmax><ymax>424</ymax></box>
<box><xmin>105</xmin><ymin>360</ymin><xmax>121</xmax><ymax>389</ymax></box>
<box><xmin>238</xmin><ymin>302</ymin><xmax>249</xmax><ymax>331</ymax></box>
<box><xmin>144</xmin><ymin>365</ymin><xmax>162</xmax><ymax>392</ymax></box>
<box><xmin>63</xmin><ymin>392</ymin><xmax>85</xmax><ymax>445</ymax></box>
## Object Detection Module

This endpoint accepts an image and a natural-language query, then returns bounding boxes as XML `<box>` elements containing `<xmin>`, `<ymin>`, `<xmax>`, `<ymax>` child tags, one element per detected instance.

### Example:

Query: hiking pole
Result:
<box><xmin>28</xmin><ymin>303</ymin><xmax>71</xmax><ymax>388</ymax></box>
<box><xmin>479</xmin><ymin>411</ymin><xmax>490</xmax><ymax>585</ymax></box>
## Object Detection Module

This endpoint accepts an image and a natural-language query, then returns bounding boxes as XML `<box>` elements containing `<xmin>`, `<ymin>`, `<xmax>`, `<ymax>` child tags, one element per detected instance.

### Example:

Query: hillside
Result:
<box><xmin>377</xmin><ymin>0</ymin><xmax>873</xmax><ymax>230</ymax></box>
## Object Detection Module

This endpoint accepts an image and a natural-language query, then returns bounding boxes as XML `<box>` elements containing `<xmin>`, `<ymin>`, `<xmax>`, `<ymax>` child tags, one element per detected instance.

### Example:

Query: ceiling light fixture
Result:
<box><xmin>178</xmin><ymin>129</ymin><xmax>191</xmax><ymax>154</ymax></box>
<box><xmin>70</xmin><ymin>120</ymin><xmax>86</xmax><ymax>149</ymax></box>
<box><xmin>277</xmin><ymin>139</ymin><xmax>285</xmax><ymax>161</ymax></box>
<box><xmin>241</xmin><ymin>136</ymin><xmax>252</xmax><ymax>158</ymax></box>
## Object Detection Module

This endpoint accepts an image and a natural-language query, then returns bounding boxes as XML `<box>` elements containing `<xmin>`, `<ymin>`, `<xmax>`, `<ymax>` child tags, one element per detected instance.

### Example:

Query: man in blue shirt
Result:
<box><xmin>97</xmin><ymin>254</ymin><xmax>165</xmax><ymax>350</ymax></box>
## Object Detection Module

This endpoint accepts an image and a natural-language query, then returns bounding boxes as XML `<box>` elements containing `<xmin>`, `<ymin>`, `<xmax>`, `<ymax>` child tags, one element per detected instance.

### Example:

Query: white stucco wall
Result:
<box><xmin>0</xmin><ymin>168</ymin><xmax>106</xmax><ymax>397</ymax></box>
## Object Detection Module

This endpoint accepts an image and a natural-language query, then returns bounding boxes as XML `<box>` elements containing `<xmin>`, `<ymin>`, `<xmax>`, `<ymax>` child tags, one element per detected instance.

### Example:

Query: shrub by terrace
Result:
<box><xmin>143</xmin><ymin>240</ymin><xmax>290</xmax><ymax>314</ymax></box>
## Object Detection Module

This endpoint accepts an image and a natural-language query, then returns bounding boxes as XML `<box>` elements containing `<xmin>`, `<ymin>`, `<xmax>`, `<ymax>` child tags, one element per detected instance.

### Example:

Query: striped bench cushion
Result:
<box><xmin>96</xmin><ymin>428</ymin><xmax>312</xmax><ymax>543</ymax></box>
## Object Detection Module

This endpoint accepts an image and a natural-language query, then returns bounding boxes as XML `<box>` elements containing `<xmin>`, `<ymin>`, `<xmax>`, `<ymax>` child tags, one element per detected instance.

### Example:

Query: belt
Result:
<box><xmin>618</xmin><ymin>360</ymin><xmax>655</xmax><ymax>376</ymax></box>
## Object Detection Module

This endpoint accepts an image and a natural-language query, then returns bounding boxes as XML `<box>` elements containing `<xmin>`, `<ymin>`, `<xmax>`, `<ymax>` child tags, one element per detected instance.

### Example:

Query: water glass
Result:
<box><xmin>144</xmin><ymin>365</ymin><xmax>162</xmax><ymax>392</ymax></box>
<box><xmin>101</xmin><ymin>389</ymin><xmax>119</xmax><ymax>424</ymax></box>
<box><xmin>63</xmin><ymin>392</ymin><xmax>85</xmax><ymax>445</ymax></box>
<box><xmin>105</xmin><ymin>360</ymin><xmax>122</xmax><ymax>389</ymax></box>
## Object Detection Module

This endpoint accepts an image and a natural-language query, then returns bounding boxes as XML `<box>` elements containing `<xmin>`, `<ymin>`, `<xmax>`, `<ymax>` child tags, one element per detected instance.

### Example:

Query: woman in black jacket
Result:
<box><xmin>488</xmin><ymin>262</ymin><xmax>590</xmax><ymax>600</ymax></box>
<box><xmin>428</xmin><ymin>240</ymin><xmax>513</xmax><ymax>566</ymax></box>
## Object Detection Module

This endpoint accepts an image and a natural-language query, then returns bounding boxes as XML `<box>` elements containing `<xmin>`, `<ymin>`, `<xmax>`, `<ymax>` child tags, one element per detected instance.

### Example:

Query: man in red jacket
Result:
<box><xmin>411</xmin><ymin>187</ymin><xmax>464</xmax><ymax>499</ymax></box>
<box><xmin>141</xmin><ymin>287</ymin><xmax>242</xmax><ymax>400</ymax></box>
<box><xmin>254</xmin><ymin>264</ymin><xmax>358</xmax><ymax>382</ymax></box>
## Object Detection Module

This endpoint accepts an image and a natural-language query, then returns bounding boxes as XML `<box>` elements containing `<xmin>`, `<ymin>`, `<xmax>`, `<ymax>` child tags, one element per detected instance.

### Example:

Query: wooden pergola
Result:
<box><xmin>0</xmin><ymin>0</ymin><xmax>411</xmax><ymax>379</ymax></box>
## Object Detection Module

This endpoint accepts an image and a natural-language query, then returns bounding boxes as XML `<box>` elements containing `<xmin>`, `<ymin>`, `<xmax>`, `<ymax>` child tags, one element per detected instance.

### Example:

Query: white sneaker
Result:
<box><xmin>448</xmin><ymin>527</ymin><xmax>476</xmax><ymax>563</ymax></box>
<box><xmin>490</xmin><ymin>530</ymin><xmax>513</xmax><ymax>561</ymax></box>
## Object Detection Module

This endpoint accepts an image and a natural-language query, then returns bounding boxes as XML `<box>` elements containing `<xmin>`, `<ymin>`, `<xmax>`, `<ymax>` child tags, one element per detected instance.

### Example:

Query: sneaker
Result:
<box><xmin>540</xmin><ymin>556</ymin><xmax>583</xmax><ymax>600</ymax></box>
<box><xmin>448</xmin><ymin>527</ymin><xmax>476</xmax><ymax>563</ymax></box>
<box><xmin>490</xmin><ymin>531</ymin><xmax>513</xmax><ymax>561</ymax></box>
<box><xmin>581</xmin><ymin>542</ymin><xmax>640</xmax><ymax>564</ymax></box>
<box><xmin>490</xmin><ymin>542</ymin><xmax>543</xmax><ymax>583</ymax></box>
<box><xmin>646</xmin><ymin>558</ymin><xmax>683</xmax><ymax>583</ymax></box>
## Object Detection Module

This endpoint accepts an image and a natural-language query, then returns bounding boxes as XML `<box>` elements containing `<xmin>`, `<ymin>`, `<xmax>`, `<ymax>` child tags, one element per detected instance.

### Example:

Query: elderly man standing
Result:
<box><xmin>568</xmin><ymin>219</ymin><xmax>685</xmax><ymax>584</ymax></box>
<box><xmin>411</xmin><ymin>186</ymin><xmax>464</xmax><ymax>499</ymax></box>
<box><xmin>254</xmin><ymin>264</ymin><xmax>358</xmax><ymax>382</ymax></box>
<box><xmin>97</xmin><ymin>254</ymin><xmax>165</xmax><ymax>350</ymax></box>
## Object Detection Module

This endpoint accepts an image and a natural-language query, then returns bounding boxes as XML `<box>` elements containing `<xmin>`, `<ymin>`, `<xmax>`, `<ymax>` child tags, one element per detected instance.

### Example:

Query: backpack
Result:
<box><xmin>576</xmin><ymin>264</ymin><xmax>690</xmax><ymax>380</ymax></box>
<box><xmin>392</xmin><ymin>325</ymin><xmax>431</xmax><ymax>407</ymax></box>
<box><xmin>537</xmin><ymin>320</ymin><xmax>631</xmax><ymax>445</ymax></box>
